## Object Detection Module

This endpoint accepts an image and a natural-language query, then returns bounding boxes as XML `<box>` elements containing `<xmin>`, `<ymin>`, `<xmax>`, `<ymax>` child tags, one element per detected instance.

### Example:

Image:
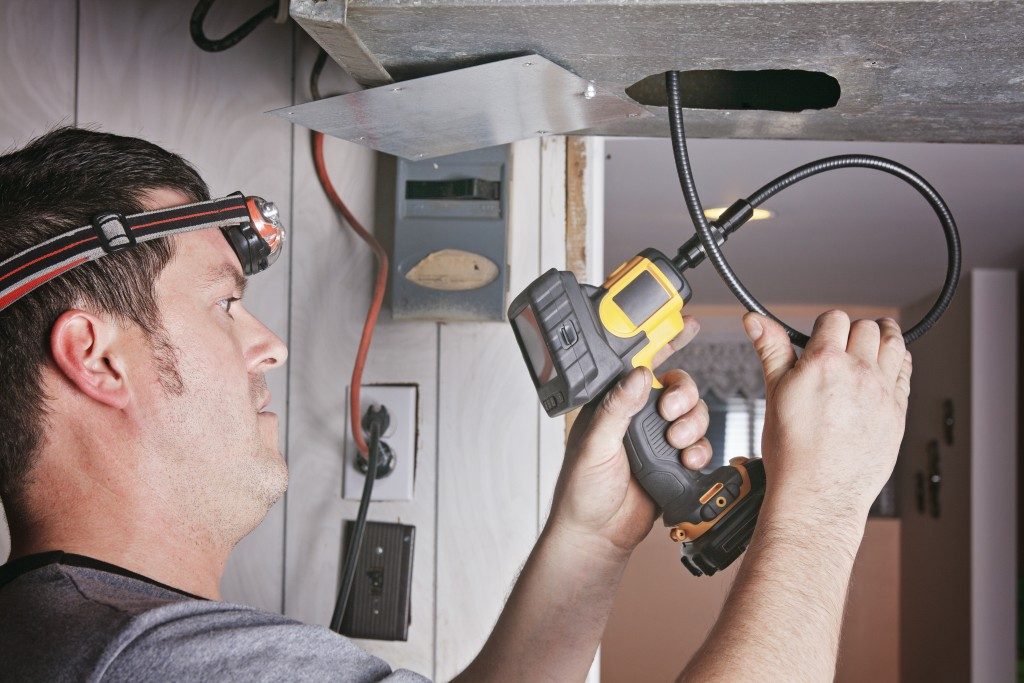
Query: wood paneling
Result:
<box><xmin>282</xmin><ymin>37</ymin><xmax>439</xmax><ymax>674</ymax></box>
<box><xmin>537</xmin><ymin>137</ymin><xmax>568</xmax><ymax>529</ymax></box>
<box><xmin>433</xmin><ymin>140</ymin><xmax>543</xmax><ymax>680</ymax></box>
<box><xmin>76</xmin><ymin>0</ymin><xmax>294</xmax><ymax>612</ymax></box>
<box><xmin>0</xmin><ymin>0</ymin><xmax>79</xmax><ymax>563</ymax></box>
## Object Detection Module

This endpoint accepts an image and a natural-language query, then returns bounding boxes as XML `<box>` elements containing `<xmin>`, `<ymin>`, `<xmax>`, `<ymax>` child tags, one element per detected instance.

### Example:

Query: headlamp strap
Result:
<box><xmin>0</xmin><ymin>193</ymin><xmax>250</xmax><ymax>313</ymax></box>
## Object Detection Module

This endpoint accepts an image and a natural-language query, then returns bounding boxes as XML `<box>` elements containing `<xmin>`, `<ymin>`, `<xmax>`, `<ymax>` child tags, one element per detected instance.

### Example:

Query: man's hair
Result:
<box><xmin>0</xmin><ymin>127</ymin><xmax>210</xmax><ymax>512</ymax></box>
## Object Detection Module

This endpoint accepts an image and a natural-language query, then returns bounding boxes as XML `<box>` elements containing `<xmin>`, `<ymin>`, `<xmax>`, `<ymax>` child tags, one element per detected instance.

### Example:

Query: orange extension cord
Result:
<box><xmin>311</xmin><ymin>131</ymin><xmax>389</xmax><ymax>458</ymax></box>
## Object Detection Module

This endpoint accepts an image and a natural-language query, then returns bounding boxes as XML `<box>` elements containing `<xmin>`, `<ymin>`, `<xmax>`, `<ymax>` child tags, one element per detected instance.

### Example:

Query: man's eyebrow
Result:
<box><xmin>202</xmin><ymin>264</ymin><xmax>247</xmax><ymax>295</ymax></box>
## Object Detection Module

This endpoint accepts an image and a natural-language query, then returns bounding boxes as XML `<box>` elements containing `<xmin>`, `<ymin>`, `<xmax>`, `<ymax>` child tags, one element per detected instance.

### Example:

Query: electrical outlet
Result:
<box><xmin>344</xmin><ymin>384</ymin><xmax>417</xmax><ymax>501</ymax></box>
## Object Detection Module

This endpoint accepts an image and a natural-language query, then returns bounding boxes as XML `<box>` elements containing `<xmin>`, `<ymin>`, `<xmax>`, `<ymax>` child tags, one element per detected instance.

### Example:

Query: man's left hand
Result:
<box><xmin>546</xmin><ymin>316</ymin><xmax>710</xmax><ymax>557</ymax></box>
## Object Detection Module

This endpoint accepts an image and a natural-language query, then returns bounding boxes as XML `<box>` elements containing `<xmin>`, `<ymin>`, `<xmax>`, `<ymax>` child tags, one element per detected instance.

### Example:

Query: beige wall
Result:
<box><xmin>899</xmin><ymin>272</ymin><xmax>1019</xmax><ymax>682</ymax></box>
<box><xmin>899</xmin><ymin>282</ymin><xmax>972</xmax><ymax>681</ymax></box>
<box><xmin>602</xmin><ymin>519</ymin><xmax>900</xmax><ymax>683</ymax></box>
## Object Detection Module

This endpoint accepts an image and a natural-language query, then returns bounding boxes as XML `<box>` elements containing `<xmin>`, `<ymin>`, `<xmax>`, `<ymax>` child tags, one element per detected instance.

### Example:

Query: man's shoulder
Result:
<box><xmin>0</xmin><ymin>556</ymin><xmax>429</xmax><ymax>683</ymax></box>
<box><xmin>97</xmin><ymin>594</ymin><xmax>430</xmax><ymax>682</ymax></box>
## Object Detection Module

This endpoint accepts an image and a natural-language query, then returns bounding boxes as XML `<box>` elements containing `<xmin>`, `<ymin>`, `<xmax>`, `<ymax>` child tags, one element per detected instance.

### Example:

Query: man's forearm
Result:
<box><xmin>679</xmin><ymin>487</ymin><xmax>868</xmax><ymax>682</ymax></box>
<box><xmin>453</xmin><ymin>522</ymin><xmax>629</xmax><ymax>682</ymax></box>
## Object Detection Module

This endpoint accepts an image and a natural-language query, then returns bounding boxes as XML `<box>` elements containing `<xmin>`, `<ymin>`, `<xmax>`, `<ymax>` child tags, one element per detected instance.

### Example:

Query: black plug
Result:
<box><xmin>357</xmin><ymin>405</ymin><xmax>395</xmax><ymax>479</ymax></box>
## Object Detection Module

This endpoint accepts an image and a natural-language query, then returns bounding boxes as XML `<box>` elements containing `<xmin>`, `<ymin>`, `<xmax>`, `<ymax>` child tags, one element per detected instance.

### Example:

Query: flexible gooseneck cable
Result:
<box><xmin>665</xmin><ymin>70</ymin><xmax>962</xmax><ymax>347</ymax></box>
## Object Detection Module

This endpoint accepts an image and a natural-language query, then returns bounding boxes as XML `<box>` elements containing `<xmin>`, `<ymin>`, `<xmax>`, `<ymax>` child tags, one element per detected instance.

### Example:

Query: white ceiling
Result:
<box><xmin>604</xmin><ymin>137</ymin><xmax>1024</xmax><ymax>307</ymax></box>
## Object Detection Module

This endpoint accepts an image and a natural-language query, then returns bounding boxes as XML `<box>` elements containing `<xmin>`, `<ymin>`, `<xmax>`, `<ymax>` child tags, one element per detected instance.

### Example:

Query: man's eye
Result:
<box><xmin>218</xmin><ymin>297</ymin><xmax>241</xmax><ymax>314</ymax></box>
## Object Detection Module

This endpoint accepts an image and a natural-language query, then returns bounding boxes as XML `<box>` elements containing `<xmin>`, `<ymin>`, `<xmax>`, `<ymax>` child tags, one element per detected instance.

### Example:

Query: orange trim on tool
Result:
<box><xmin>0</xmin><ymin>258</ymin><xmax>88</xmax><ymax>309</ymax></box>
<box><xmin>699</xmin><ymin>482</ymin><xmax>725</xmax><ymax>506</ymax></box>
<box><xmin>669</xmin><ymin>461</ymin><xmax>753</xmax><ymax>543</ymax></box>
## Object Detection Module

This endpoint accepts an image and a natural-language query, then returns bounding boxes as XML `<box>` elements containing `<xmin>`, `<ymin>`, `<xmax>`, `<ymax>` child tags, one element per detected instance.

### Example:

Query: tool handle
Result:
<box><xmin>624</xmin><ymin>387</ymin><xmax>747</xmax><ymax>527</ymax></box>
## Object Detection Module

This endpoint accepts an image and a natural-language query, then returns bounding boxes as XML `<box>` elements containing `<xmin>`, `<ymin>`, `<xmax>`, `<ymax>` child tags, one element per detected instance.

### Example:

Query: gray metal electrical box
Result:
<box><xmin>390</xmin><ymin>146</ymin><xmax>508</xmax><ymax>321</ymax></box>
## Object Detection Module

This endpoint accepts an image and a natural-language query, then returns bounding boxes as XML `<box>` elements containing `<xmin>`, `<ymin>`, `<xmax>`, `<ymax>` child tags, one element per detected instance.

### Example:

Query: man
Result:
<box><xmin>0</xmin><ymin>128</ymin><xmax>911</xmax><ymax>682</ymax></box>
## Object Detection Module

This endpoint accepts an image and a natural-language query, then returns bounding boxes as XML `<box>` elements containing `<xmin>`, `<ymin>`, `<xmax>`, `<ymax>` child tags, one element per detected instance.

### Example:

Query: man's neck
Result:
<box><xmin>9</xmin><ymin>459</ymin><xmax>230</xmax><ymax>600</ymax></box>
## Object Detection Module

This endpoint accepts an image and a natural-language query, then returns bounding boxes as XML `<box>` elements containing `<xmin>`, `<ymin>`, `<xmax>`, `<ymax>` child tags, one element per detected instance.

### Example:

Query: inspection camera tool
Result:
<box><xmin>0</xmin><ymin>193</ymin><xmax>286</xmax><ymax>314</ymax></box>
<box><xmin>510</xmin><ymin>71</ymin><xmax>961</xmax><ymax>576</ymax></box>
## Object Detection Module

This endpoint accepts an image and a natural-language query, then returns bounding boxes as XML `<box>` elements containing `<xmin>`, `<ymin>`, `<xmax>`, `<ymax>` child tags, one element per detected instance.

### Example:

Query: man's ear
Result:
<box><xmin>50</xmin><ymin>309</ymin><xmax>130</xmax><ymax>409</ymax></box>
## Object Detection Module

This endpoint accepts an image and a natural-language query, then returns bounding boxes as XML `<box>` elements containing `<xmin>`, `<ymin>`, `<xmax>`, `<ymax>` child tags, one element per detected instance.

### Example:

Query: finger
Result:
<box><xmin>652</xmin><ymin>316</ymin><xmax>701</xmax><ymax>368</ymax></box>
<box><xmin>680</xmin><ymin>437</ymin><xmax>713</xmax><ymax>470</ymax></box>
<box><xmin>805</xmin><ymin>309</ymin><xmax>852</xmax><ymax>356</ymax></box>
<box><xmin>657</xmin><ymin>368</ymin><xmax>700</xmax><ymax>421</ymax></box>
<box><xmin>877</xmin><ymin>318</ymin><xmax>907</xmax><ymax>382</ymax></box>
<box><xmin>666</xmin><ymin>399</ymin><xmax>709</xmax><ymax>450</ymax></box>
<box><xmin>895</xmin><ymin>351</ymin><xmax>913</xmax><ymax>406</ymax></box>
<box><xmin>580</xmin><ymin>367</ymin><xmax>653</xmax><ymax>460</ymax></box>
<box><xmin>847</xmin><ymin>319</ymin><xmax>881</xmax><ymax>364</ymax></box>
<box><xmin>743</xmin><ymin>313</ymin><xmax>797</xmax><ymax>394</ymax></box>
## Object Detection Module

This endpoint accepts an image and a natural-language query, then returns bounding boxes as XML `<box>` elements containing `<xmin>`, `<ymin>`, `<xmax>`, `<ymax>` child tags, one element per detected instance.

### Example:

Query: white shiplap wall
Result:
<box><xmin>0</xmin><ymin>3</ymin><xmax>581</xmax><ymax>679</ymax></box>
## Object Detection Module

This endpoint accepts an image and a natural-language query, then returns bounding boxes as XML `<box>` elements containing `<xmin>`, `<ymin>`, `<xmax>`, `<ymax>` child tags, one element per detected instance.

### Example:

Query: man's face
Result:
<box><xmin>130</xmin><ymin>189</ymin><xmax>288</xmax><ymax>545</ymax></box>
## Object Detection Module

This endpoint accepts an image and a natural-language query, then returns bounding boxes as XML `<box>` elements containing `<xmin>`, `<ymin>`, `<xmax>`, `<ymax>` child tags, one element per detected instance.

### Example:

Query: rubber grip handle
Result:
<box><xmin>623</xmin><ymin>387</ymin><xmax>745</xmax><ymax>527</ymax></box>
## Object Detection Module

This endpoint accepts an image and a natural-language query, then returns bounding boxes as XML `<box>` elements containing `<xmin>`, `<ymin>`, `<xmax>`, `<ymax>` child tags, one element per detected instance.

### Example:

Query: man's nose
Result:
<box><xmin>247</xmin><ymin>318</ymin><xmax>289</xmax><ymax>371</ymax></box>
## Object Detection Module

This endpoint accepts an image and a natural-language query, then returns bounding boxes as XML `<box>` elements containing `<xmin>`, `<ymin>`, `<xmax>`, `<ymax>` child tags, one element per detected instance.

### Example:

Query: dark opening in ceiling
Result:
<box><xmin>626</xmin><ymin>70</ymin><xmax>841</xmax><ymax>113</ymax></box>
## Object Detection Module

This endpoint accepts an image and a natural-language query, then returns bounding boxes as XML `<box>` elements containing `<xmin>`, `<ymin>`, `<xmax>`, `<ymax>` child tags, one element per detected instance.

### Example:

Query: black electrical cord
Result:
<box><xmin>665</xmin><ymin>70</ymin><xmax>962</xmax><ymax>347</ymax></box>
<box><xmin>190</xmin><ymin>0</ymin><xmax>277</xmax><ymax>52</ymax></box>
<box><xmin>330</xmin><ymin>417</ymin><xmax>383</xmax><ymax>634</ymax></box>
<box><xmin>310</xmin><ymin>49</ymin><xmax>330</xmax><ymax>102</ymax></box>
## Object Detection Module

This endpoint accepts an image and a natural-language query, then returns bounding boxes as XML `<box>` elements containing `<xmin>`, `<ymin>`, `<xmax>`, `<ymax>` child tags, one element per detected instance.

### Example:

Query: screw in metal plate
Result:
<box><xmin>374</xmin><ymin>546</ymin><xmax>384</xmax><ymax>555</ymax></box>
<box><xmin>523</xmin><ymin>61</ymin><xmax>533</xmax><ymax>67</ymax></box>
<box><xmin>584</xmin><ymin>82</ymin><xmax>597</xmax><ymax>100</ymax></box>
<box><xmin>536</xmin><ymin>130</ymin><xmax>549</xmax><ymax>135</ymax></box>
<box><xmin>628</xmin><ymin>112</ymin><xmax>640</xmax><ymax>118</ymax></box>
<box><xmin>392</xmin><ymin>86</ymin><xmax>404</xmax><ymax>92</ymax></box>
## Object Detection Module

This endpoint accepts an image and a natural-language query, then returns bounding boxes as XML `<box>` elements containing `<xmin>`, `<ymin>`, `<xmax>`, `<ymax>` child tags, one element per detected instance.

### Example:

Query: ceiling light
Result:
<box><xmin>703</xmin><ymin>207</ymin><xmax>773</xmax><ymax>222</ymax></box>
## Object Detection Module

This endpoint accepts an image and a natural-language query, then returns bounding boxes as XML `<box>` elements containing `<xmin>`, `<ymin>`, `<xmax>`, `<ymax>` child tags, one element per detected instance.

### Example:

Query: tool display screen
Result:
<box><xmin>513</xmin><ymin>306</ymin><xmax>556</xmax><ymax>386</ymax></box>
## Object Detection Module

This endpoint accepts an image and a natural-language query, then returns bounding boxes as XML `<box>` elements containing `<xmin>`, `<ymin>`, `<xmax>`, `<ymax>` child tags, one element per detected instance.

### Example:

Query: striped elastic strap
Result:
<box><xmin>0</xmin><ymin>193</ymin><xmax>251</xmax><ymax>313</ymax></box>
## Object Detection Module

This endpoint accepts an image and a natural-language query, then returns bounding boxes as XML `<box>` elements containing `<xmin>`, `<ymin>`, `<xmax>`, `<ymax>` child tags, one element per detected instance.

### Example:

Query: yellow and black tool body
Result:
<box><xmin>509</xmin><ymin>247</ymin><xmax>765</xmax><ymax>576</ymax></box>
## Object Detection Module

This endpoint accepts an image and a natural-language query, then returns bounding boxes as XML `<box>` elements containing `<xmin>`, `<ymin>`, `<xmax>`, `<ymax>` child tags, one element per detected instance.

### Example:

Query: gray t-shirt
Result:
<box><xmin>0</xmin><ymin>551</ymin><xmax>430</xmax><ymax>682</ymax></box>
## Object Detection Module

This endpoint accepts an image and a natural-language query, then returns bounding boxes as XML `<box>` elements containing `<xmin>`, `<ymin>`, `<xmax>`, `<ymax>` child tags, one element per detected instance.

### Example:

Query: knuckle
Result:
<box><xmin>600</xmin><ymin>386</ymin><xmax>626</xmax><ymax>417</ymax></box>
<box><xmin>805</xmin><ymin>346</ymin><xmax>839</xmax><ymax>365</ymax></box>
<box><xmin>851</xmin><ymin>319</ymin><xmax>879</xmax><ymax>335</ymax></box>
<box><xmin>820</xmin><ymin>309</ymin><xmax>849</xmax><ymax>324</ymax></box>
<box><xmin>852</xmin><ymin>358</ymin><xmax>875</xmax><ymax>378</ymax></box>
<box><xmin>881</xmin><ymin>332</ymin><xmax>905</xmax><ymax>351</ymax></box>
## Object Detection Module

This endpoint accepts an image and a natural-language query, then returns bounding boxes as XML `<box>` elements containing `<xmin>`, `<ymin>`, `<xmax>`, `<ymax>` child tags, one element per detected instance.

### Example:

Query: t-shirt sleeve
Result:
<box><xmin>97</xmin><ymin>601</ymin><xmax>430</xmax><ymax>683</ymax></box>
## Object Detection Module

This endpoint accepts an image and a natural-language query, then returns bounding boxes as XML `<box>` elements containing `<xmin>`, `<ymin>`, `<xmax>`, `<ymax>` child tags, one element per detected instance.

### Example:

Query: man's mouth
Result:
<box><xmin>258</xmin><ymin>393</ymin><xmax>272</xmax><ymax>413</ymax></box>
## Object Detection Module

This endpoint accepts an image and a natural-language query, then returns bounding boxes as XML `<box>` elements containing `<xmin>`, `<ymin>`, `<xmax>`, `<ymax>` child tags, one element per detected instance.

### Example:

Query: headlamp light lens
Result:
<box><xmin>242</xmin><ymin>196</ymin><xmax>287</xmax><ymax>274</ymax></box>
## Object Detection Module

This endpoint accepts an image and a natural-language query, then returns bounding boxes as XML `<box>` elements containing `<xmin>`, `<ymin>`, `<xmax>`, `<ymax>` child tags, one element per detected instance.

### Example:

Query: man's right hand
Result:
<box><xmin>678</xmin><ymin>310</ymin><xmax>914</xmax><ymax>683</ymax></box>
<box><xmin>743</xmin><ymin>310</ymin><xmax>913</xmax><ymax>518</ymax></box>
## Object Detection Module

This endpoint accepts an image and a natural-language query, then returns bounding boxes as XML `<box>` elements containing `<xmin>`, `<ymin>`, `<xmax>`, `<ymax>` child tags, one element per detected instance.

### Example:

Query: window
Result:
<box><xmin>705</xmin><ymin>393</ymin><xmax>764</xmax><ymax>468</ymax></box>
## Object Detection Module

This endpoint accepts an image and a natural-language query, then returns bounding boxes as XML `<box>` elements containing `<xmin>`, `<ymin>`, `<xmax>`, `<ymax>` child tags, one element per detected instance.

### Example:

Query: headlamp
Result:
<box><xmin>0</xmin><ymin>192</ymin><xmax>286</xmax><ymax>313</ymax></box>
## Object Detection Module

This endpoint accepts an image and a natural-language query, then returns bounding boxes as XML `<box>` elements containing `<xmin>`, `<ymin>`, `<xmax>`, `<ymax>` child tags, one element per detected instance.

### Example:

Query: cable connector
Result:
<box><xmin>362</xmin><ymin>404</ymin><xmax>391</xmax><ymax>437</ymax></box>
<box><xmin>672</xmin><ymin>199</ymin><xmax>754</xmax><ymax>272</ymax></box>
<box><xmin>357</xmin><ymin>405</ymin><xmax>395</xmax><ymax>479</ymax></box>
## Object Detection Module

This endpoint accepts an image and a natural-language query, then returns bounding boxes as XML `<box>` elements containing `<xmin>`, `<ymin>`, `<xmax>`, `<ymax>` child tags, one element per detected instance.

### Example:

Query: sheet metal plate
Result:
<box><xmin>269</xmin><ymin>55</ymin><xmax>652</xmax><ymax>159</ymax></box>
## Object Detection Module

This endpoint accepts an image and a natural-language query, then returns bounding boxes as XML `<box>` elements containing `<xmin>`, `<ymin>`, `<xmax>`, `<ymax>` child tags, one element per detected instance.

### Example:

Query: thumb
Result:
<box><xmin>743</xmin><ymin>313</ymin><xmax>797</xmax><ymax>393</ymax></box>
<box><xmin>580</xmin><ymin>367</ymin><xmax>652</xmax><ymax>460</ymax></box>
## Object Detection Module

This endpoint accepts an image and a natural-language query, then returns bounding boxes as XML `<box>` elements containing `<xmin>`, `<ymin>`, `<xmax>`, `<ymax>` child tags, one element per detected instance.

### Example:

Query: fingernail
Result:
<box><xmin>743</xmin><ymin>315</ymin><xmax>763</xmax><ymax>341</ymax></box>
<box><xmin>622</xmin><ymin>367</ymin><xmax>647</xmax><ymax>397</ymax></box>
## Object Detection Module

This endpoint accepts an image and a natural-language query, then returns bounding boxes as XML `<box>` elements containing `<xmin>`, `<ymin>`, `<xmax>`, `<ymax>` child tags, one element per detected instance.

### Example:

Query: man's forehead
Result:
<box><xmin>140</xmin><ymin>187</ymin><xmax>245</xmax><ymax>291</ymax></box>
<box><xmin>177</xmin><ymin>230</ymin><xmax>246</xmax><ymax>289</ymax></box>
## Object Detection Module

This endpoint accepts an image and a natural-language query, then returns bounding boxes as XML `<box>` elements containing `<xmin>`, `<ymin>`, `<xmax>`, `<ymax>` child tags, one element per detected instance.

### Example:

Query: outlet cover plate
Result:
<box><xmin>344</xmin><ymin>384</ymin><xmax>418</xmax><ymax>501</ymax></box>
